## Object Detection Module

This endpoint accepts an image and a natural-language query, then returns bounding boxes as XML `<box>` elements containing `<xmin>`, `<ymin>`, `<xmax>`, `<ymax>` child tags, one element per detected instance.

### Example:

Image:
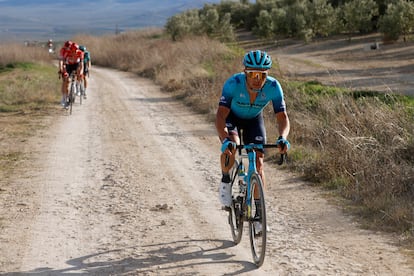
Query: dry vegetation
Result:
<box><xmin>0</xmin><ymin>43</ymin><xmax>60</xmax><ymax>182</ymax></box>
<box><xmin>1</xmin><ymin>29</ymin><xmax>413</xmax><ymax>244</ymax></box>
<box><xmin>0</xmin><ymin>43</ymin><xmax>59</xmax><ymax>112</ymax></box>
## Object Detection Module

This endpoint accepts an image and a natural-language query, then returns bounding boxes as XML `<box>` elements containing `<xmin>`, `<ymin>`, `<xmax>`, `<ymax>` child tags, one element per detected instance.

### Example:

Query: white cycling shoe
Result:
<box><xmin>219</xmin><ymin>182</ymin><xmax>232</xmax><ymax>207</ymax></box>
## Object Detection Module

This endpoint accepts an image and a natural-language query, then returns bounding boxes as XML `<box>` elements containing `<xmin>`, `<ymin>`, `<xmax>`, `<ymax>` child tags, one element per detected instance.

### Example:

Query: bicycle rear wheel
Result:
<box><xmin>228</xmin><ymin>160</ymin><xmax>244</xmax><ymax>244</ymax></box>
<box><xmin>248</xmin><ymin>172</ymin><xmax>267</xmax><ymax>267</ymax></box>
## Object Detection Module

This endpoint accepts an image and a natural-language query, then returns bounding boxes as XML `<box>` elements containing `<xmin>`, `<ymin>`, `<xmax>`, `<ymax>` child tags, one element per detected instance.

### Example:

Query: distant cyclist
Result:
<box><xmin>58</xmin><ymin>41</ymin><xmax>84</xmax><ymax>107</ymax></box>
<box><xmin>47</xmin><ymin>39</ymin><xmax>54</xmax><ymax>54</ymax></box>
<box><xmin>215</xmin><ymin>50</ymin><xmax>291</xmax><ymax>212</ymax></box>
<box><xmin>79</xmin><ymin>45</ymin><xmax>91</xmax><ymax>99</ymax></box>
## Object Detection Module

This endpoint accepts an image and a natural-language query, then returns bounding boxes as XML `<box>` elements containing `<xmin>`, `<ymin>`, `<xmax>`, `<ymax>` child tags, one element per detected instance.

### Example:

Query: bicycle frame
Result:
<box><xmin>237</xmin><ymin>144</ymin><xmax>259</xmax><ymax>219</ymax></box>
<box><xmin>233</xmin><ymin>144</ymin><xmax>279</xmax><ymax>218</ymax></box>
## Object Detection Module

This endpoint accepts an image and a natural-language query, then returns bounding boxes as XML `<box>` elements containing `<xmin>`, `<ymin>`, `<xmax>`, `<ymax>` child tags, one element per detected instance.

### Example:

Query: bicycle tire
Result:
<box><xmin>248</xmin><ymin>172</ymin><xmax>267</xmax><ymax>267</ymax></box>
<box><xmin>79</xmin><ymin>82</ymin><xmax>83</xmax><ymax>105</ymax></box>
<box><xmin>228</xmin><ymin>160</ymin><xmax>244</xmax><ymax>244</ymax></box>
<box><xmin>69</xmin><ymin>81</ymin><xmax>75</xmax><ymax>115</ymax></box>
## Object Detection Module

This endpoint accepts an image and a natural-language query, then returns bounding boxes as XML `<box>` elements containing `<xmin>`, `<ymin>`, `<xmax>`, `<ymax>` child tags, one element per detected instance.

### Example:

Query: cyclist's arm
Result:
<box><xmin>58</xmin><ymin>58</ymin><xmax>64</xmax><ymax>73</ymax></box>
<box><xmin>79</xmin><ymin>61</ymin><xmax>84</xmax><ymax>75</ymax></box>
<box><xmin>270</xmin><ymin>80</ymin><xmax>289</xmax><ymax>139</ymax></box>
<box><xmin>276</xmin><ymin>111</ymin><xmax>290</xmax><ymax>154</ymax></box>
<box><xmin>215</xmin><ymin>105</ymin><xmax>231</xmax><ymax>142</ymax></box>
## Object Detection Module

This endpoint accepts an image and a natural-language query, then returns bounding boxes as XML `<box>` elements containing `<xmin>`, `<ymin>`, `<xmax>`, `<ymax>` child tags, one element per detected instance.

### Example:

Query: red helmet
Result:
<box><xmin>70</xmin><ymin>43</ymin><xmax>79</xmax><ymax>51</ymax></box>
<box><xmin>64</xmin><ymin>40</ymin><xmax>72</xmax><ymax>48</ymax></box>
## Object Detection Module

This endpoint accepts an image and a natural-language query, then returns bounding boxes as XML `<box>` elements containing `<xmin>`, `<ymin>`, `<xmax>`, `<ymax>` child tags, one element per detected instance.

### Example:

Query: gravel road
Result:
<box><xmin>0</xmin><ymin>67</ymin><xmax>413</xmax><ymax>275</ymax></box>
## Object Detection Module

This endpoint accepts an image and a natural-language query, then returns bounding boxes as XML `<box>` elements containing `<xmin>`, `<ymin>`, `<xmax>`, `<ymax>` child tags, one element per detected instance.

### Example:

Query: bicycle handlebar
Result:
<box><xmin>232</xmin><ymin>144</ymin><xmax>288</xmax><ymax>165</ymax></box>
<box><xmin>235</xmin><ymin>144</ymin><xmax>280</xmax><ymax>150</ymax></box>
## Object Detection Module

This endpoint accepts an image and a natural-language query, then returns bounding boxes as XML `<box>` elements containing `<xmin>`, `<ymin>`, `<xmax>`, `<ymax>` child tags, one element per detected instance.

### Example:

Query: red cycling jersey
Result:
<box><xmin>60</xmin><ymin>46</ymin><xmax>84</xmax><ymax>65</ymax></box>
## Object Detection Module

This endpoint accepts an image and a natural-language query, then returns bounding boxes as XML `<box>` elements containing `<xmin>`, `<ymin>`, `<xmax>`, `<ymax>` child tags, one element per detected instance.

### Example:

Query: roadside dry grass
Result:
<box><xmin>0</xmin><ymin>43</ymin><xmax>60</xmax><ymax>184</ymax></box>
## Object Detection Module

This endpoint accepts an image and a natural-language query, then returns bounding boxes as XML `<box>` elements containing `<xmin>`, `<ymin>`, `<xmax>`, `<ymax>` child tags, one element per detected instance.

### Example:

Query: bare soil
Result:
<box><xmin>0</xmin><ymin>60</ymin><xmax>413</xmax><ymax>275</ymax></box>
<box><xmin>245</xmin><ymin>33</ymin><xmax>414</xmax><ymax>96</ymax></box>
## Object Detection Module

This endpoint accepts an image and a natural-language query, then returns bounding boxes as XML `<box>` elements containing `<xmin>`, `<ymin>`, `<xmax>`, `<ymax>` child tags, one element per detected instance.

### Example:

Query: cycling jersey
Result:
<box><xmin>83</xmin><ymin>50</ymin><xmax>91</xmax><ymax>65</ymax></box>
<box><xmin>60</xmin><ymin>48</ymin><xmax>84</xmax><ymax>65</ymax></box>
<box><xmin>82</xmin><ymin>50</ymin><xmax>91</xmax><ymax>73</ymax></box>
<box><xmin>218</xmin><ymin>72</ymin><xmax>286</xmax><ymax>119</ymax></box>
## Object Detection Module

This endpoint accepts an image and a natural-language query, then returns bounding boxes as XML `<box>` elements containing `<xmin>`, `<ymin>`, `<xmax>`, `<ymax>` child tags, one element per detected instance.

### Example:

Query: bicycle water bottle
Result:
<box><xmin>238</xmin><ymin>163</ymin><xmax>247</xmax><ymax>194</ymax></box>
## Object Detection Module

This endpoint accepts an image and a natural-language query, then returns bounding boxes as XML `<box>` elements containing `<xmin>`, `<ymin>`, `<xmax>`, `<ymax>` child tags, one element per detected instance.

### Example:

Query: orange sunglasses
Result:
<box><xmin>245</xmin><ymin>70</ymin><xmax>268</xmax><ymax>80</ymax></box>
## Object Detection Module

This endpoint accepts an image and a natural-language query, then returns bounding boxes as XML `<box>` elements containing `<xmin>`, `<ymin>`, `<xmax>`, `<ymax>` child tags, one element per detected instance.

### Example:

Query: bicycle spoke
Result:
<box><xmin>228</xmin><ymin>160</ymin><xmax>244</xmax><ymax>244</ymax></box>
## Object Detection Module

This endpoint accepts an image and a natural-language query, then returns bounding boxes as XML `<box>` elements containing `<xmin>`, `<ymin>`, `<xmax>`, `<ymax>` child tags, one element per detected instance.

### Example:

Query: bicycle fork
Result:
<box><xmin>245</xmin><ymin>149</ymin><xmax>258</xmax><ymax>220</ymax></box>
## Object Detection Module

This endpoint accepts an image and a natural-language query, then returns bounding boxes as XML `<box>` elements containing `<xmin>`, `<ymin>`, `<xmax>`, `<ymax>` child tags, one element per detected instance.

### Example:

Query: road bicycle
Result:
<box><xmin>226</xmin><ymin>143</ymin><xmax>286</xmax><ymax>267</ymax></box>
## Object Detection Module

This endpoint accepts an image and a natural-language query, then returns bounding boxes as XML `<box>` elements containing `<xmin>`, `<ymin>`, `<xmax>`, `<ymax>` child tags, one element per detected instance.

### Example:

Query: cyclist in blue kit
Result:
<box><xmin>215</xmin><ymin>50</ymin><xmax>291</xmax><ymax>208</ymax></box>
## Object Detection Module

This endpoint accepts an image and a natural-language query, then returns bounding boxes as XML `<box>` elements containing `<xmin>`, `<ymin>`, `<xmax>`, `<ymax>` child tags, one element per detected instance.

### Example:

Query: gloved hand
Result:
<box><xmin>276</xmin><ymin>136</ymin><xmax>290</xmax><ymax>152</ymax></box>
<box><xmin>221</xmin><ymin>137</ymin><xmax>236</xmax><ymax>153</ymax></box>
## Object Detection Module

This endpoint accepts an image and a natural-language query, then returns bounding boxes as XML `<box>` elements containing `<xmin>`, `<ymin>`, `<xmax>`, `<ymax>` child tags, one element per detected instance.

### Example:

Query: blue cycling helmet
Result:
<box><xmin>243</xmin><ymin>50</ymin><xmax>272</xmax><ymax>69</ymax></box>
<box><xmin>79</xmin><ymin>45</ymin><xmax>86</xmax><ymax>51</ymax></box>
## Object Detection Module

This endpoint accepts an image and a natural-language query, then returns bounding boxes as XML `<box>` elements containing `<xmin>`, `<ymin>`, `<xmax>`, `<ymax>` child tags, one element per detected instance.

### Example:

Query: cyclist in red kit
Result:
<box><xmin>58</xmin><ymin>41</ymin><xmax>84</xmax><ymax>107</ymax></box>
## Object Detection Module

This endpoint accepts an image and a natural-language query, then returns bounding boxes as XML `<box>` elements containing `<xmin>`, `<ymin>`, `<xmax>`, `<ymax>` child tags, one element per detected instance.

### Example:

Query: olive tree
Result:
<box><xmin>254</xmin><ymin>9</ymin><xmax>274</xmax><ymax>38</ymax></box>
<box><xmin>378</xmin><ymin>0</ymin><xmax>414</xmax><ymax>42</ymax></box>
<box><xmin>165</xmin><ymin>10</ymin><xmax>202</xmax><ymax>41</ymax></box>
<box><xmin>271</xmin><ymin>0</ymin><xmax>308</xmax><ymax>38</ymax></box>
<box><xmin>342</xmin><ymin>0</ymin><xmax>379</xmax><ymax>34</ymax></box>
<box><xmin>306</xmin><ymin>0</ymin><xmax>337</xmax><ymax>37</ymax></box>
<box><xmin>200</xmin><ymin>7</ymin><xmax>220</xmax><ymax>35</ymax></box>
<box><xmin>218</xmin><ymin>12</ymin><xmax>236</xmax><ymax>42</ymax></box>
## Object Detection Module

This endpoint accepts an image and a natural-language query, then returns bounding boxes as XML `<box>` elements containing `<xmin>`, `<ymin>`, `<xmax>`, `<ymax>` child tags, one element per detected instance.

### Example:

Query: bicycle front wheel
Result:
<box><xmin>69</xmin><ymin>83</ymin><xmax>75</xmax><ymax>115</ymax></box>
<box><xmin>248</xmin><ymin>172</ymin><xmax>267</xmax><ymax>267</ymax></box>
<box><xmin>228</xmin><ymin>160</ymin><xmax>244</xmax><ymax>244</ymax></box>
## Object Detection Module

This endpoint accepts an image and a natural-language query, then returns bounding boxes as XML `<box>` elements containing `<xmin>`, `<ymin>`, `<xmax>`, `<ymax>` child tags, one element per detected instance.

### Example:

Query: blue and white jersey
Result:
<box><xmin>219</xmin><ymin>72</ymin><xmax>286</xmax><ymax>119</ymax></box>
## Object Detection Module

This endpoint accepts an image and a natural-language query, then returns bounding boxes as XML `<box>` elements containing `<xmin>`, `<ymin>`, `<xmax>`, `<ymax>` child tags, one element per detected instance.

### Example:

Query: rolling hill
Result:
<box><xmin>0</xmin><ymin>0</ymin><xmax>222</xmax><ymax>42</ymax></box>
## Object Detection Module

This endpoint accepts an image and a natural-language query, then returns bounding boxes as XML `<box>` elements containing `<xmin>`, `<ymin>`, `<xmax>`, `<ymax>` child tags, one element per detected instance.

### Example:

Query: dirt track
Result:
<box><xmin>254</xmin><ymin>33</ymin><xmax>414</xmax><ymax>97</ymax></box>
<box><xmin>0</xmin><ymin>67</ymin><xmax>413</xmax><ymax>275</ymax></box>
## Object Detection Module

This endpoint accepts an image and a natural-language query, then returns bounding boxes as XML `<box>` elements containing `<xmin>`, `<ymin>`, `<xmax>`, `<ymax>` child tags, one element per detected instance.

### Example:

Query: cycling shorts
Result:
<box><xmin>65</xmin><ymin>63</ymin><xmax>79</xmax><ymax>77</ymax></box>
<box><xmin>226</xmin><ymin>111</ymin><xmax>266</xmax><ymax>152</ymax></box>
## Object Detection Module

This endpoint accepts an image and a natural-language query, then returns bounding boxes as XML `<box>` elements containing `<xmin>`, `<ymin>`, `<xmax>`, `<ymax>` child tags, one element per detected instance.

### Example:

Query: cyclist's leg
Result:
<box><xmin>220</xmin><ymin>134</ymin><xmax>239</xmax><ymax>172</ymax></box>
<box><xmin>219</xmin><ymin>115</ymin><xmax>240</xmax><ymax>207</ymax></box>
<box><xmin>243</xmin><ymin>114</ymin><xmax>267</xmax><ymax>216</ymax></box>
<box><xmin>60</xmin><ymin>65</ymin><xmax>68</xmax><ymax>105</ymax></box>
<box><xmin>84</xmin><ymin>67</ymin><xmax>88</xmax><ymax>89</ymax></box>
<box><xmin>220</xmin><ymin>116</ymin><xmax>241</xmax><ymax>175</ymax></box>
<box><xmin>243</xmin><ymin>113</ymin><xmax>266</xmax><ymax>190</ymax></box>
<box><xmin>60</xmin><ymin>78</ymin><xmax>66</xmax><ymax>105</ymax></box>
<box><xmin>61</xmin><ymin>75</ymin><xmax>70</xmax><ymax>106</ymax></box>
<box><xmin>65</xmin><ymin>64</ymin><xmax>77</xmax><ymax>105</ymax></box>
<box><xmin>75</xmin><ymin>62</ymin><xmax>82</xmax><ymax>95</ymax></box>
<box><xmin>255</xmin><ymin>151</ymin><xmax>265</xmax><ymax>187</ymax></box>
<box><xmin>83</xmin><ymin>68</ymin><xmax>88</xmax><ymax>97</ymax></box>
